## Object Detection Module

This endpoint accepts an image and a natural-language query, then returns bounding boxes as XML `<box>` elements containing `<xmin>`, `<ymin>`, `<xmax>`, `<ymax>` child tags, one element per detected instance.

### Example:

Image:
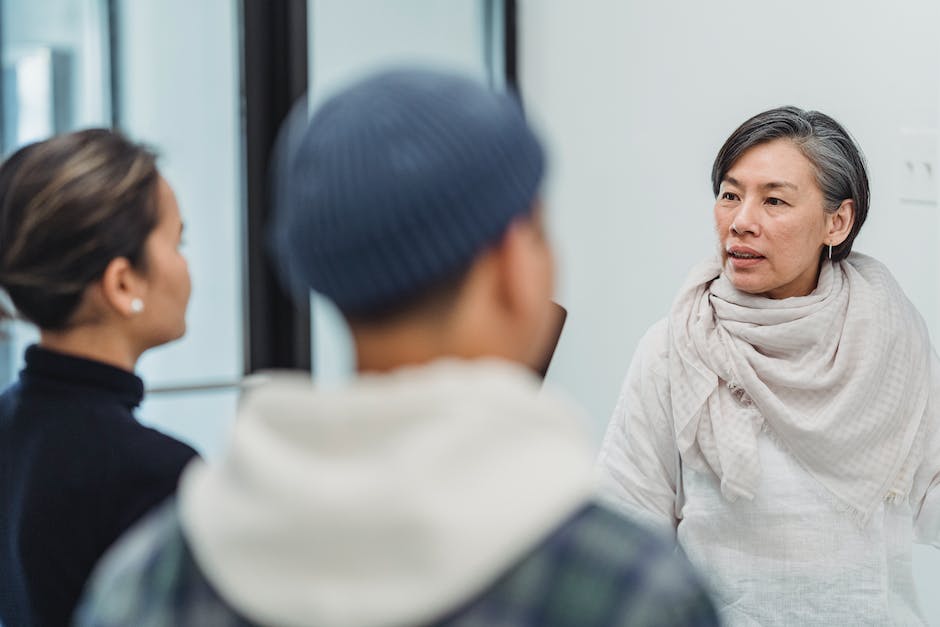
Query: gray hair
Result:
<box><xmin>711</xmin><ymin>106</ymin><xmax>869</xmax><ymax>262</ymax></box>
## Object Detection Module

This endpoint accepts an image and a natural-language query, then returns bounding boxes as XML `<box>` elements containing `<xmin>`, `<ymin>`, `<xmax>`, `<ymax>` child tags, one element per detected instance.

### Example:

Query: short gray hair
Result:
<box><xmin>711</xmin><ymin>106</ymin><xmax>869</xmax><ymax>262</ymax></box>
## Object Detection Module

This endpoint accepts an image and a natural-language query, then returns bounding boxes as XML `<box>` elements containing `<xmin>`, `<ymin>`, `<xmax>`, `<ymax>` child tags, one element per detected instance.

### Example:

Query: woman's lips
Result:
<box><xmin>727</xmin><ymin>246</ymin><xmax>765</xmax><ymax>268</ymax></box>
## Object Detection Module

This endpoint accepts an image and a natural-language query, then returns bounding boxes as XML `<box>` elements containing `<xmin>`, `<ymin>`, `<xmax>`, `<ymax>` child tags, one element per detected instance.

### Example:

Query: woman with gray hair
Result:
<box><xmin>597</xmin><ymin>106</ymin><xmax>940</xmax><ymax>625</ymax></box>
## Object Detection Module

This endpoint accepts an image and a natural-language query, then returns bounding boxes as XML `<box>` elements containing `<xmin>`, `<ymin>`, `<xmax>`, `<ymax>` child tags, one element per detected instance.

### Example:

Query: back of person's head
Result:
<box><xmin>275</xmin><ymin>67</ymin><xmax>555</xmax><ymax>367</ymax></box>
<box><xmin>0</xmin><ymin>129</ymin><xmax>189</xmax><ymax>348</ymax></box>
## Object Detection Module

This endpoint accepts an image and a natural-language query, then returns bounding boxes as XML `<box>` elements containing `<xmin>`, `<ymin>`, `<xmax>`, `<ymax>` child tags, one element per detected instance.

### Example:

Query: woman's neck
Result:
<box><xmin>39</xmin><ymin>326</ymin><xmax>141</xmax><ymax>372</ymax></box>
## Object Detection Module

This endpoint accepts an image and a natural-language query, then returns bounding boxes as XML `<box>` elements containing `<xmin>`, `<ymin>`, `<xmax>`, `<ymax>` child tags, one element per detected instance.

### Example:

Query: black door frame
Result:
<box><xmin>240</xmin><ymin>0</ymin><xmax>312</xmax><ymax>373</ymax></box>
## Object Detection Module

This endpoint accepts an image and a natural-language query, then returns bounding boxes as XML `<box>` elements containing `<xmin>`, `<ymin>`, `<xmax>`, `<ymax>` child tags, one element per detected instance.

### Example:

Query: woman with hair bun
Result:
<box><xmin>0</xmin><ymin>129</ymin><xmax>198</xmax><ymax>626</ymax></box>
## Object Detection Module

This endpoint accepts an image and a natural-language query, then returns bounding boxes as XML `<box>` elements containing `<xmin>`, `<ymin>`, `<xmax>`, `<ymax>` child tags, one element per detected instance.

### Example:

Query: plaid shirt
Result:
<box><xmin>75</xmin><ymin>501</ymin><xmax>718</xmax><ymax>627</ymax></box>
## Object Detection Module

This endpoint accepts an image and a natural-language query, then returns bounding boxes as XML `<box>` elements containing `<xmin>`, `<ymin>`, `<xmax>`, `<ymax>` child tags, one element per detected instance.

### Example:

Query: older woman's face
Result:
<box><xmin>714</xmin><ymin>138</ymin><xmax>833</xmax><ymax>299</ymax></box>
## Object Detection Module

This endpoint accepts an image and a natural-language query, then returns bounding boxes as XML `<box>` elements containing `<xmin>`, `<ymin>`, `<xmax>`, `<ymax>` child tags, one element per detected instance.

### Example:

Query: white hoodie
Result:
<box><xmin>178</xmin><ymin>358</ymin><xmax>595</xmax><ymax>627</ymax></box>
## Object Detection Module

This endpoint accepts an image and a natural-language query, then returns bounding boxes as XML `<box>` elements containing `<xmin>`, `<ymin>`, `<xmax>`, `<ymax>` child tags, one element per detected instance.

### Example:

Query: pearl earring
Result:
<box><xmin>130</xmin><ymin>298</ymin><xmax>144</xmax><ymax>314</ymax></box>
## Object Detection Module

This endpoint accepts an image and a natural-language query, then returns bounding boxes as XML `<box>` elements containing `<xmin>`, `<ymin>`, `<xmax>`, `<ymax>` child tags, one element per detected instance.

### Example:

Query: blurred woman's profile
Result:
<box><xmin>0</xmin><ymin>128</ymin><xmax>199</xmax><ymax>626</ymax></box>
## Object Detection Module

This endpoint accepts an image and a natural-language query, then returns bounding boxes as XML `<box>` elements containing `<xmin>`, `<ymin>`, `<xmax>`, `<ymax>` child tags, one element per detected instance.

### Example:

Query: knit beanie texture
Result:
<box><xmin>277</xmin><ymin>67</ymin><xmax>545</xmax><ymax>314</ymax></box>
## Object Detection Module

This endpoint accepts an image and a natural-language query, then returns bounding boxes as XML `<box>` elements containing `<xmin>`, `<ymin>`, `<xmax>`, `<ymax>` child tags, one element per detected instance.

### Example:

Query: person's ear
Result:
<box><xmin>99</xmin><ymin>257</ymin><xmax>147</xmax><ymax>318</ymax></box>
<box><xmin>827</xmin><ymin>199</ymin><xmax>855</xmax><ymax>247</ymax></box>
<box><xmin>491</xmin><ymin>215</ymin><xmax>559</xmax><ymax>368</ymax></box>
<box><xmin>493</xmin><ymin>220</ymin><xmax>534</xmax><ymax>319</ymax></box>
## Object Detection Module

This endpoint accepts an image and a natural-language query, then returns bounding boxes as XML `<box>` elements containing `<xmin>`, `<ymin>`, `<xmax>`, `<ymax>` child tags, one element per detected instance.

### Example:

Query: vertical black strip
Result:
<box><xmin>0</xmin><ymin>2</ymin><xmax>10</xmax><ymax>385</ymax></box>
<box><xmin>235</xmin><ymin>0</ymin><xmax>250</xmax><ymax>376</ymax></box>
<box><xmin>483</xmin><ymin>0</ymin><xmax>495</xmax><ymax>88</ymax></box>
<box><xmin>106</xmin><ymin>0</ymin><xmax>121</xmax><ymax>128</ymax></box>
<box><xmin>241</xmin><ymin>0</ymin><xmax>311</xmax><ymax>373</ymax></box>
<box><xmin>0</xmin><ymin>0</ymin><xmax>7</xmax><ymax>152</ymax></box>
<box><xmin>504</xmin><ymin>0</ymin><xmax>518</xmax><ymax>92</ymax></box>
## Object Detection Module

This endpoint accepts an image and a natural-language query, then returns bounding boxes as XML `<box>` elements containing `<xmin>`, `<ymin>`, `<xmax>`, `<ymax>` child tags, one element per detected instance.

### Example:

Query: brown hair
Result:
<box><xmin>0</xmin><ymin>129</ymin><xmax>160</xmax><ymax>329</ymax></box>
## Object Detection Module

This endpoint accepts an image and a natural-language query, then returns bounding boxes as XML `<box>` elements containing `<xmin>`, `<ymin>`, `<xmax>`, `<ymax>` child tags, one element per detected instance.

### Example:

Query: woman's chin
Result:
<box><xmin>150</xmin><ymin>324</ymin><xmax>187</xmax><ymax>349</ymax></box>
<box><xmin>726</xmin><ymin>268</ymin><xmax>767</xmax><ymax>296</ymax></box>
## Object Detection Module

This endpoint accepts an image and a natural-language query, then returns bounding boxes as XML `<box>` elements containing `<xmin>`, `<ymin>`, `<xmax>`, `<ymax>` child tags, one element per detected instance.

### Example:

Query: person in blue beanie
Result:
<box><xmin>75</xmin><ymin>67</ymin><xmax>718</xmax><ymax>627</ymax></box>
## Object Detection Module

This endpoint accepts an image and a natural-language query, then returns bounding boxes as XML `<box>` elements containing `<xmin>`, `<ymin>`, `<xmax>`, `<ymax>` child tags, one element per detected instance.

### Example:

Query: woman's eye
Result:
<box><xmin>766</xmin><ymin>197</ymin><xmax>786</xmax><ymax>206</ymax></box>
<box><xmin>721</xmin><ymin>192</ymin><xmax>738</xmax><ymax>201</ymax></box>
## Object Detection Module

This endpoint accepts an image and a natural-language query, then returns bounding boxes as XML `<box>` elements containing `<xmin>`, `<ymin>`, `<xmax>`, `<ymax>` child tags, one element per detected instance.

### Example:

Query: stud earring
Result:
<box><xmin>130</xmin><ymin>298</ymin><xmax>144</xmax><ymax>314</ymax></box>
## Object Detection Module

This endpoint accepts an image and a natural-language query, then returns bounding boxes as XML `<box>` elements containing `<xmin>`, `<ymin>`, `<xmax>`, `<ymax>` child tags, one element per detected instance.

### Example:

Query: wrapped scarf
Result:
<box><xmin>669</xmin><ymin>252</ymin><xmax>931</xmax><ymax>522</ymax></box>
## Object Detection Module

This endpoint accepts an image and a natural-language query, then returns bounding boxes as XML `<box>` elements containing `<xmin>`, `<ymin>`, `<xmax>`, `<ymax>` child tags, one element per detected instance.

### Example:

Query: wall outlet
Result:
<box><xmin>898</xmin><ymin>129</ymin><xmax>938</xmax><ymax>205</ymax></box>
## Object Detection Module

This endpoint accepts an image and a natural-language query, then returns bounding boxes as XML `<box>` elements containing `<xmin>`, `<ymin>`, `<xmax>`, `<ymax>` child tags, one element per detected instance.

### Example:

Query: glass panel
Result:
<box><xmin>137</xmin><ymin>388</ymin><xmax>238</xmax><ymax>460</ymax></box>
<box><xmin>114</xmin><ymin>0</ymin><xmax>243</xmax><ymax>389</ymax></box>
<box><xmin>1</xmin><ymin>0</ymin><xmax>110</xmax><ymax>152</ymax></box>
<box><xmin>309</xmin><ymin>0</ymin><xmax>494</xmax><ymax>102</ymax></box>
<box><xmin>112</xmin><ymin>0</ymin><xmax>243</xmax><ymax>456</ymax></box>
<box><xmin>0</xmin><ymin>0</ymin><xmax>111</xmax><ymax>384</ymax></box>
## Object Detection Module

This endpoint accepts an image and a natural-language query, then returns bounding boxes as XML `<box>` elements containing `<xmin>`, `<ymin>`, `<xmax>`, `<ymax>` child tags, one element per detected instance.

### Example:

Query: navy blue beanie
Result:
<box><xmin>276</xmin><ymin>67</ymin><xmax>546</xmax><ymax>315</ymax></box>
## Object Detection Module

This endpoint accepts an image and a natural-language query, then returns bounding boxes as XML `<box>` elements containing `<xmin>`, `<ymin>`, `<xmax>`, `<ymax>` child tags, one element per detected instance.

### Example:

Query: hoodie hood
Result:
<box><xmin>178</xmin><ymin>359</ymin><xmax>594</xmax><ymax>627</ymax></box>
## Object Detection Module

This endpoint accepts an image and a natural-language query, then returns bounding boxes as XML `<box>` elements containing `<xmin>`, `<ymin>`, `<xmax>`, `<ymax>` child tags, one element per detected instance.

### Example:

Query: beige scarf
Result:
<box><xmin>669</xmin><ymin>252</ymin><xmax>931</xmax><ymax>522</ymax></box>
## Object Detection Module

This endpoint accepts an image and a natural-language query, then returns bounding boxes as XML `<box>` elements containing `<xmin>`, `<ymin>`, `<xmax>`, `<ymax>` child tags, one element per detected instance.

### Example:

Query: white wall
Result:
<box><xmin>518</xmin><ymin>0</ymin><xmax>940</xmax><ymax>622</ymax></box>
<box><xmin>521</xmin><ymin>0</ymin><xmax>940</xmax><ymax>433</ymax></box>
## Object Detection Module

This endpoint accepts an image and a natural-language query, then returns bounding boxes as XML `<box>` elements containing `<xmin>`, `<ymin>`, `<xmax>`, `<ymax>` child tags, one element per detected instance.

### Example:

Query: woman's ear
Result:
<box><xmin>99</xmin><ymin>257</ymin><xmax>146</xmax><ymax>318</ymax></box>
<box><xmin>828</xmin><ymin>199</ymin><xmax>855</xmax><ymax>246</ymax></box>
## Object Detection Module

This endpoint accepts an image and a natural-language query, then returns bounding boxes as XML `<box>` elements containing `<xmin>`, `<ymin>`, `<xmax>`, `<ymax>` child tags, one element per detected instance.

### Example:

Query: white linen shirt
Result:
<box><xmin>597</xmin><ymin>319</ymin><xmax>940</xmax><ymax>626</ymax></box>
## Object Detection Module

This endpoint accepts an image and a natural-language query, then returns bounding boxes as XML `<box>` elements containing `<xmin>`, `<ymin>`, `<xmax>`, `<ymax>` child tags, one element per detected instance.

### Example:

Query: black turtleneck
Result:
<box><xmin>0</xmin><ymin>345</ymin><xmax>198</xmax><ymax>626</ymax></box>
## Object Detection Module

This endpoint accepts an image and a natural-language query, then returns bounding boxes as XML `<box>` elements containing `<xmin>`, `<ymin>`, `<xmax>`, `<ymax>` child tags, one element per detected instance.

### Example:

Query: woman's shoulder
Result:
<box><xmin>636</xmin><ymin>318</ymin><xmax>671</xmax><ymax>369</ymax></box>
<box><xmin>842</xmin><ymin>251</ymin><xmax>897</xmax><ymax>282</ymax></box>
<box><xmin>110</xmin><ymin>418</ymin><xmax>198</xmax><ymax>470</ymax></box>
<box><xmin>844</xmin><ymin>252</ymin><xmax>930</xmax><ymax>336</ymax></box>
<box><xmin>844</xmin><ymin>252</ymin><xmax>909</xmax><ymax>293</ymax></box>
<box><xmin>615</xmin><ymin>319</ymin><xmax>673</xmax><ymax>388</ymax></box>
<box><xmin>77</xmin><ymin>405</ymin><xmax>198</xmax><ymax>491</ymax></box>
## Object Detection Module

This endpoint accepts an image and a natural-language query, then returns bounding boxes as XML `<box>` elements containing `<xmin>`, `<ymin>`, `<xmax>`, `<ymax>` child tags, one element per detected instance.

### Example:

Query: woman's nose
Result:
<box><xmin>731</xmin><ymin>199</ymin><xmax>760</xmax><ymax>236</ymax></box>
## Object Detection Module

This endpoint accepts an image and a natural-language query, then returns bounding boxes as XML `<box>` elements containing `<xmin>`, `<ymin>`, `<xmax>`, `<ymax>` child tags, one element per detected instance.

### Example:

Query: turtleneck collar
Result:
<box><xmin>20</xmin><ymin>344</ymin><xmax>144</xmax><ymax>409</ymax></box>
